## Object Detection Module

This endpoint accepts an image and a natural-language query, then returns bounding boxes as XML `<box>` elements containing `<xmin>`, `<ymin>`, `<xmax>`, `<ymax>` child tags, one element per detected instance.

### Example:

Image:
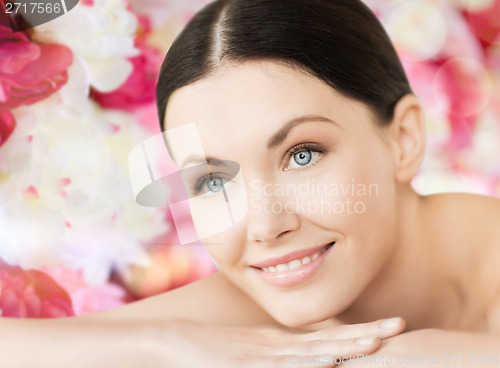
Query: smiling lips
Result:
<box><xmin>251</xmin><ymin>242</ymin><xmax>335</xmax><ymax>288</ymax></box>
<box><xmin>251</xmin><ymin>242</ymin><xmax>335</xmax><ymax>270</ymax></box>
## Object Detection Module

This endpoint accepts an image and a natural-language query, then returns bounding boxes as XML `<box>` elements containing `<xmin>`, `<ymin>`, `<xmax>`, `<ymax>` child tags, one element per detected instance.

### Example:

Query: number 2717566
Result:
<box><xmin>5</xmin><ymin>2</ymin><xmax>63</xmax><ymax>14</ymax></box>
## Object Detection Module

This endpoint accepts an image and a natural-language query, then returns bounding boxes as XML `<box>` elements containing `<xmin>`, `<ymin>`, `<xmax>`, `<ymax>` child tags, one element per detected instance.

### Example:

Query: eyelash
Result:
<box><xmin>191</xmin><ymin>143</ymin><xmax>325</xmax><ymax>194</ymax></box>
<box><xmin>283</xmin><ymin>143</ymin><xmax>325</xmax><ymax>171</ymax></box>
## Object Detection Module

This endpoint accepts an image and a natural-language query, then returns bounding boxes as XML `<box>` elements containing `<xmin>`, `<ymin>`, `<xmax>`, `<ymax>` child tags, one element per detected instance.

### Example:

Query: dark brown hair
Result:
<box><xmin>156</xmin><ymin>0</ymin><xmax>413</xmax><ymax>130</ymax></box>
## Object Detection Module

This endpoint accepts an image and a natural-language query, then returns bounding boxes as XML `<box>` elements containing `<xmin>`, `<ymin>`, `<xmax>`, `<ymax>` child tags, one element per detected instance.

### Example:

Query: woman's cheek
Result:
<box><xmin>346</xmin><ymin>166</ymin><xmax>398</xmax><ymax>259</ymax></box>
<box><xmin>293</xmin><ymin>164</ymin><xmax>372</xmax><ymax>225</ymax></box>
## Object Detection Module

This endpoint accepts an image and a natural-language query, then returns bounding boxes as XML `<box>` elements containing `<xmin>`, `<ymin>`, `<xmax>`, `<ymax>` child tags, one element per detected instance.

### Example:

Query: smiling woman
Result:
<box><xmin>130</xmin><ymin>0</ymin><xmax>500</xmax><ymax>364</ymax></box>
<box><xmin>151</xmin><ymin>0</ymin><xmax>500</xmax><ymax>361</ymax></box>
<box><xmin>163</xmin><ymin>60</ymin><xmax>408</xmax><ymax>327</ymax></box>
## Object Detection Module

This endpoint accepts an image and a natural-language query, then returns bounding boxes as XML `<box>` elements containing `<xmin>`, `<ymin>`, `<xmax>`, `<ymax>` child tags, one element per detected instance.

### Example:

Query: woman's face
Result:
<box><xmin>165</xmin><ymin>60</ymin><xmax>400</xmax><ymax>328</ymax></box>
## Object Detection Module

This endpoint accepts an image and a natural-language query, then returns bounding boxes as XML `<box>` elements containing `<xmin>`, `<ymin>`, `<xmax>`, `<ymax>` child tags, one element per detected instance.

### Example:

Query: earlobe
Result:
<box><xmin>389</xmin><ymin>94</ymin><xmax>427</xmax><ymax>183</ymax></box>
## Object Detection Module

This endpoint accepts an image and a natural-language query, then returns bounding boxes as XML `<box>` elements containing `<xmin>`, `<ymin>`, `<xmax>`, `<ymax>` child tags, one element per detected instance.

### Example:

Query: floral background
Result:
<box><xmin>0</xmin><ymin>0</ymin><xmax>499</xmax><ymax>318</ymax></box>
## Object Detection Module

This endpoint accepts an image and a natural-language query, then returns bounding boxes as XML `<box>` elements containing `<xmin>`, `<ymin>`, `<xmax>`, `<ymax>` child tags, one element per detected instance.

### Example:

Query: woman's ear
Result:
<box><xmin>387</xmin><ymin>94</ymin><xmax>427</xmax><ymax>183</ymax></box>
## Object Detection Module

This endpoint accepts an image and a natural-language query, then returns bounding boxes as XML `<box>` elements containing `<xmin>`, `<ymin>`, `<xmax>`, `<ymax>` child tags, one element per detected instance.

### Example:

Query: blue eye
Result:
<box><xmin>285</xmin><ymin>145</ymin><xmax>323</xmax><ymax>171</ymax></box>
<box><xmin>206</xmin><ymin>176</ymin><xmax>224</xmax><ymax>192</ymax></box>
<box><xmin>293</xmin><ymin>150</ymin><xmax>312</xmax><ymax>166</ymax></box>
<box><xmin>187</xmin><ymin>160</ymin><xmax>241</xmax><ymax>197</ymax></box>
<box><xmin>192</xmin><ymin>174</ymin><xmax>228</xmax><ymax>195</ymax></box>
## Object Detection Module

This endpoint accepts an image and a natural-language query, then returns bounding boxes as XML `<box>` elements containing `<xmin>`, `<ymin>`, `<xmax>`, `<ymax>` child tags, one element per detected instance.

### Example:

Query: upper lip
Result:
<box><xmin>250</xmin><ymin>242</ymin><xmax>335</xmax><ymax>269</ymax></box>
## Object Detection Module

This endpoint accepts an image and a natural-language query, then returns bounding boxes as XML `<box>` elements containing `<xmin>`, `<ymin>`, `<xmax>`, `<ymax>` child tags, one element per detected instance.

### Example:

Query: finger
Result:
<box><xmin>271</xmin><ymin>335</ymin><xmax>381</xmax><ymax>357</ymax></box>
<box><xmin>294</xmin><ymin>317</ymin><xmax>405</xmax><ymax>341</ymax></box>
<box><xmin>264</xmin><ymin>353</ymin><xmax>348</xmax><ymax>368</ymax></box>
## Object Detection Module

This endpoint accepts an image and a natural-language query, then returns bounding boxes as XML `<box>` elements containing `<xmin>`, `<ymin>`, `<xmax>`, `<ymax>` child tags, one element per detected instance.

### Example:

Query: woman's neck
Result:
<box><xmin>331</xmin><ymin>186</ymin><xmax>469</xmax><ymax>331</ymax></box>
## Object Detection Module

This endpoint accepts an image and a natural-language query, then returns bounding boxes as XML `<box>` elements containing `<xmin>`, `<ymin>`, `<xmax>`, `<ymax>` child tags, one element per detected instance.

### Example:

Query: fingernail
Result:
<box><xmin>380</xmin><ymin>317</ymin><xmax>401</xmax><ymax>329</ymax></box>
<box><xmin>355</xmin><ymin>336</ymin><xmax>376</xmax><ymax>346</ymax></box>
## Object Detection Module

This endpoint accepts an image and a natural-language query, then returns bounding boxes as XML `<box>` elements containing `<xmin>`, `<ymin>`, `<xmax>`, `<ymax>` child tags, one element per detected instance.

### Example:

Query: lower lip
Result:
<box><xmin>251</xmin><ymin>244</ymin><xmax>334</xmax><ymax>288</ymax></box>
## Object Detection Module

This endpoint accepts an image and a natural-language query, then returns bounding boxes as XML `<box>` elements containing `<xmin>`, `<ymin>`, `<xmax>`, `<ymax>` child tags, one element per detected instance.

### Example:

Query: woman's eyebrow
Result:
<box><xmin>180</xmin><ymin>156</ymin><xmax>225</xmax><ymax>169</ymax></box>
<box><xmin>179</xmin><ymin>115</ymin><xmax>339</xmax><ymax>168</ymax></box>
<box><xmin>266</xmin><ymin>115</ymin><xmax>341</xmax><ymax>149</ymax></box>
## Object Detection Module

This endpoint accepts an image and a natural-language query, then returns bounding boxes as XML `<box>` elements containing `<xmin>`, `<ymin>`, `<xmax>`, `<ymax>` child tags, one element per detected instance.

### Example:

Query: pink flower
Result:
<box><xmin>39</xmin><ymin>265</ymin><xmax>127</xmax><ymax>316</ymax></box>
<box><xmin>0</xmin><ymin>107</ymin><xmax>16</xmax><ymax>147</ymax></box>
<box><xmin>0</xmin><ymin>26</ymin><xmax>73</xmax><ymax>108</ymax></box>
<box><xmin>433</xmin><ymin>57</ymin><xmax>489</xmax><ymax>150</ymax></box>
<box><xmin>90</xmin><ymin>42</ymin><xmax>163</xmax><ymax>111</ymax></box>
<box><xmin>0</xmin><ymin>264</ymin><xmax>75</xmax><ymax>318</ymax></box>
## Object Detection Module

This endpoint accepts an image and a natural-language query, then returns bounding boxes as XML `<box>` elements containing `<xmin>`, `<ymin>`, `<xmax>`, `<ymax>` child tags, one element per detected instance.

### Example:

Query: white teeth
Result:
<box><xmin>288</xmin><ymin>260</ymin><xmax>302</xmax><ymax>270</ymax></box>
<box><xmin>276</xmin><ymin>264</ymin><xmax>289</xmax><ymax>272</ymax></box>
<box><xmin>261</xmin><ymin>251</ymin><xmax>324</xmax><ymax>273</ymax></box>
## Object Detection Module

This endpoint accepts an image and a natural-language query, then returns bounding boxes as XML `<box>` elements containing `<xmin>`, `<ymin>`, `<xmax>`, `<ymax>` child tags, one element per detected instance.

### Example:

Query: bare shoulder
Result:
<box><xmin>429</xmin><ymin>192</ymin><xmax>500</xmax><ymax>269</ymax></box>
<box><xmin>425</xmin><ymin>191</ymin><xmax>500</xmax><ymax>215</ymax></box>
<box><xmin>426</xmin><ymin>192</ymin><xmax>500</xmax><ymax>332</ymax></box>
<box><xmin>424</xmin><ymin>192</ymin><xmax>500</xmax><ymax>241</ymax></box>
<box><xmin>83</xmin><ymin>271</ymin><xmax>278</xmax><ymax>327</ymax></box>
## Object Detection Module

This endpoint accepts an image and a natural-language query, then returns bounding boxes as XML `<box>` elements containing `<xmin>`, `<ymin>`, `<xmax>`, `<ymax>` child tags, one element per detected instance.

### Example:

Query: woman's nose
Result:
<box><xmin>245</xmin><ymin>180</ymin><xmax>301</xmax><ymax>244</ymax></box>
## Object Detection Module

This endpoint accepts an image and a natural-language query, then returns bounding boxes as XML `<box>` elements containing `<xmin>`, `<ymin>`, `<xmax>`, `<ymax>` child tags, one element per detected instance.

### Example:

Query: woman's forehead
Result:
<box><xmin>164</xmin><ymin>60</ymin><xmax>360</xmax><ymax>129</ymax></box>
<box><xmin>163</xmin><ymin>60</ymin><xmax>375</xmax><ymax>164</ymax></box>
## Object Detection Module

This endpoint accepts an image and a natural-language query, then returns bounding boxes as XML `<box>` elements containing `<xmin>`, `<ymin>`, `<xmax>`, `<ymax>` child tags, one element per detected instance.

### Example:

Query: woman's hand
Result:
<box><xmin>154</xmin><ymin>317</ymin><xmax>406</xmax><ymax>368</ymax></box>
<box><xmin>0</xmin><ymin>314</ymin><xmax>404</xmax><ymax>368</ymax></box>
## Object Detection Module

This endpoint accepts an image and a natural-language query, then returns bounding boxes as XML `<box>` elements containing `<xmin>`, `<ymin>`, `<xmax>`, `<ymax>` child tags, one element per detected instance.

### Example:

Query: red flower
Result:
<box><xmin>0</xmin><ymin>264</ymin><xmax>75</xmax><ymax>318</ymax></box>
<box><xmin>0</xmin><ymin>26</ymin><xmax>73</xmax><ymax>108</ymax></box>
<box><xmin>465</xmin><ymin>0</ymin><xmax>500</xmax><ymax>48</ymax></box>
<box><xmin>0</xmin><ymin>107</ymin><xmax>16</xmax><ymax>147</ymax></box>
<box><xmin>91</xmin><ymin>42</ymin><xmax>162</xmax><ymax>111</ymax></box>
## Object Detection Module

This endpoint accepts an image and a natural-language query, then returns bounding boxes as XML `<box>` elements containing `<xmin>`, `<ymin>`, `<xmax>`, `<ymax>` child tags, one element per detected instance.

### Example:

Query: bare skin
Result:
<box><xmin>89</xmin><ymin>192</ymin><xmax>500</xmax><ymax>334</ymax></box>
<box><xmin>72</xmin><ymin>191</ymin><xmax>500</xmax><ymax>367</ymax></box>
<box><xmin>81</xmin><ymin>60</ymin><xmax>500</xmax><ymax>366</ymax></box>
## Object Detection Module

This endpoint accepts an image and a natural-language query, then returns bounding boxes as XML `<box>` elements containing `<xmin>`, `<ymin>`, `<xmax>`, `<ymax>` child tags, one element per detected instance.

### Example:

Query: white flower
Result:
<box><xmin>130</xmin><ymin>0</ymin><xmax>210</xmax><ymax>29</ymax></box>
<box><xmin>33</xmin><ymin>0</ymin><xmax>140</xmax><ymax>92</ymax></box>
<box><xmin>0</xmin><ymin>97</ymin><xmax>168</xmax><ymax>285</ymax></box>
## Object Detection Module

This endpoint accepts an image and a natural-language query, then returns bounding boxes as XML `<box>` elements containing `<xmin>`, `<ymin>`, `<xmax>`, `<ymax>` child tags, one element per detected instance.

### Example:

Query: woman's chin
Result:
<box><xmin>267</xmin><ymin>306</ymin><xmax>341</xmax><ymax>330</ymax></box>
<box><xmin>261</xmin><ymin>289</ymin><xmax>362</xmax><ymax>329</ymax></box>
